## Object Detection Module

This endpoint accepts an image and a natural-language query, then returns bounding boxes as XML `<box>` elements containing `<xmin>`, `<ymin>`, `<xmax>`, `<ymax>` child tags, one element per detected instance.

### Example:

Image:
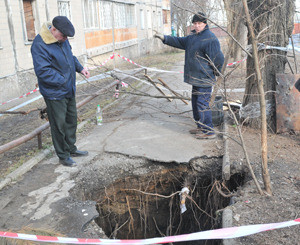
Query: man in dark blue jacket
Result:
<box><xmin>31</xmin><ymin>16</ymin><xmax>90</xmax><ymax>166</ymax></box>
<box><xmin>155</xmin><ymin>12</ymin><xmax>224</xmax><ymax>139</ymax></box>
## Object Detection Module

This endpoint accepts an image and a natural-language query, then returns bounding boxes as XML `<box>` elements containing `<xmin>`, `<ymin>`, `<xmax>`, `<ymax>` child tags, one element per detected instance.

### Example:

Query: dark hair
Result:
<box><xmin>192</xmin><ymin>12</ymin><xmax>207</xmax><ymax>24</ymax></box>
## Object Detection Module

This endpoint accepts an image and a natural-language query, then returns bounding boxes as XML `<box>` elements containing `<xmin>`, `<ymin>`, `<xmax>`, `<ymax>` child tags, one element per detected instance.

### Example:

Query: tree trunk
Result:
<box><xmin>242</xmin><ymin>0</ymin><xmax>295</xmax><ymax>131</ymax></box>
<box><xmin>223</xmin><ymin>0</ymin><xmax>247</xmax><ymax>62</ymax></box>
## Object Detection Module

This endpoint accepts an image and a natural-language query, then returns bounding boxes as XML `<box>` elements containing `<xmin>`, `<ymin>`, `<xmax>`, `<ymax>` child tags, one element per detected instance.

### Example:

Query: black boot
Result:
<box><xmin>59</xmin><ymin>157</ymin><xmax>76</xmax><ymax>166</ymax></box>
<box><xmin>70</xmin><ymin>150</ymin><xmax>89</xmax><ymax>157</ymax></box>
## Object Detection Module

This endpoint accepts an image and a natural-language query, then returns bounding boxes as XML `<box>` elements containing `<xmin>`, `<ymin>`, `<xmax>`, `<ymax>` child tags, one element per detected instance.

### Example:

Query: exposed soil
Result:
<box><xmin>0</xmin><ymin>50</ymin><xmax>300</xmax><ymax>244</ymax></box>
<box><xmin>227</xmin><ymin>125</ymin><xmax>300</xmax><ymax>245</ymax></box>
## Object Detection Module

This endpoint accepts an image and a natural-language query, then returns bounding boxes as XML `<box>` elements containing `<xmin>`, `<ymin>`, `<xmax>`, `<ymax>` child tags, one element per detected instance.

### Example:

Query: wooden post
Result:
<box><xmin>37</xmin><ymin>133</ymin><xmax>42</xmax><ymax>149</ymax></box>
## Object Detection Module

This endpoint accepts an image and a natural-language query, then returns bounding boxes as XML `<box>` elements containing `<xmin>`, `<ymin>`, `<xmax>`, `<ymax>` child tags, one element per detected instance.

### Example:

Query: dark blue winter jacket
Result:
<box><xmin>31</xmin><ymin>22</ymin><xmax>83</xmax><ymax>100</ymax></box>
<box><xmin>163</xmin><ymin>25</ymin><xmax>224</xmax><ymax>87</ymax></box>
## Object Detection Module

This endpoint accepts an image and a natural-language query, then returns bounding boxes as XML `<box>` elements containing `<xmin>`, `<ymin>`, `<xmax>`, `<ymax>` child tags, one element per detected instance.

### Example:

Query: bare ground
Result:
<box><xmin>223</xmin><ymin>49</ymin><xmax>300</xmax><ymax>244</ymax></box>
<box><xmin>228</xmin><ymin>125</ymin><xmax>300</xmax><ymax>245</ymax></box>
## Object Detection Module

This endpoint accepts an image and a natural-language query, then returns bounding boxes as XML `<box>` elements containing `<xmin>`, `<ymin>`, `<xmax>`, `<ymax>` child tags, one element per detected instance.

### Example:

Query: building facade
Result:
<box><xmin>0</xmin><ymin>0</ymin><xmax>171</xmax><ymax>105</ymax></box>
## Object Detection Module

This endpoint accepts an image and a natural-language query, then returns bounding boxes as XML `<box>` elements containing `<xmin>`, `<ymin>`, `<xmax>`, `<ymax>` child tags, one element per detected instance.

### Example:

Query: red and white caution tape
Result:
<box><xmin>0</xmin><ymin>88</ymin><xmax>39</xmax><ymax>106</ymax></box>
<box><xmin>115</xmin><ymin>53</ymin><xmax>143</xmax><ymax>67</ymax></box>
<box><xmin>115</xmin><ymin>52</ymin><xmax>246</xmax><ymax>73</ymax></box>
<box><xmin>86</xmin><ymin>54</ymin><xmax>115</xmax><ymax>71</ymax></box>
<box><xmin>115</xmin><ymin>52</ymin><xmax>184</xmax><ymax>74</ymax></box>
<box><xmin>0</xmin><ymin>218</ymin><xmax>299</xmax><ymax>244</ymax></box>
<box><xmin>1</xmin><ymin>54</ymin><xmax>115</xmax><ymax>106</ymax></box>
<box><xmin>226</xmin><ymin>58</ymin><xmax>247</xmax><ymax>67</ymax></box>
<box><xmin>2</xmin><ymin>54</ymin><xmax>246</xmax><ymax>107</ymax></box>
<box><xmin>121</xmin><ymin>82</ymin><xmax>128</xmax><ymax>88</ymax></box>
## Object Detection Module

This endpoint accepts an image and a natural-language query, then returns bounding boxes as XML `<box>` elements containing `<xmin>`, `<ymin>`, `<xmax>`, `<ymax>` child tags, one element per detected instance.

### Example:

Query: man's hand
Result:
<box><xmin>81</xmin><ymin>68</ymin><xmax>90</xmax><ymax>79</ymax></box>
<box><xmin>154</xmin><ymin>31</ymin><xmax>164</xmax><ymax>41</ymax></box>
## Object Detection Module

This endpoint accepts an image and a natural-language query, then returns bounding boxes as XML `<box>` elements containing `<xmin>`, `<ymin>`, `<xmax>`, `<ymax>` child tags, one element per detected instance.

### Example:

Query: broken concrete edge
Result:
<box><xmin>0</xmin><ymin>121</ymin><xmax>88</xmax><ymax>192</ymax></box>
<box><xmin>222</xmin><ymin>111</ymin><xmax>236</xmax><ymax>245</ymax></box>
<box><xmin>222</xmin><ymin>111</ymin><xmax>230</xmax><ymax>181</ymax></box>
<box><xmin>222</xmin><ymin>208</ymin><xmax>237</xmax><ymax>245</ymax></box>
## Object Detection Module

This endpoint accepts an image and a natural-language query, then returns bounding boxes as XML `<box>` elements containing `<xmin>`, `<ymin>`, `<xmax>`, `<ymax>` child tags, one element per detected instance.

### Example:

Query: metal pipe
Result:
<box><xmin>0</xmin><ymin>80</ymin><xmax>119</xmax><ymax>154</ymax></box>
<box><xmin>0</xmin><ymin>122</ymin><xmax>50</xmax><ymax>154</ymax></box>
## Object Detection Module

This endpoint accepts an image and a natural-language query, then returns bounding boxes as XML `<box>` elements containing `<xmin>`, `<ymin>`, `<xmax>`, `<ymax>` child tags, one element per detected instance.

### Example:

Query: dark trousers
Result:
<box><xmin>191</xmin><ymin>86</ymin><xmax>214</xmax><ymax>134</ymax></box>
<box><xmin>44</xmin><ymin>97</ymin><xmax>77</xmax><ymax>159</ymax></box>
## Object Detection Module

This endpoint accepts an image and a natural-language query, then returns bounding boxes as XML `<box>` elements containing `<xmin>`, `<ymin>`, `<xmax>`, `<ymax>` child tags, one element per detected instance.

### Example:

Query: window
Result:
<box><xmin>83</xmin><ymin>0</ymin><xmax>135</xmax><ymax>30</ymax></box>
<box><xmin>114</xmin><ymin>3</ymin><xmax>126</xmax><ymax>28</ymax></box>
<box><xmin>23</xmin><ymin>0</ymin><xmax>36</xmax><ymax>41</ymax></box>
<box><xmin>83</xmin><ymin>0</ymin><xmax>99</xmax><ymax>29</ymax></box>
<box><xmin>99</xmin><ymin>1</ymin><xmax>112</xmax><ymax>29</ymax></box>
<box><xmin>58</xmin><ymin>0</ymin><xmax>71</xmax><ymax>20</ymax></box>
<box><xmin>140</xmin><ymin>9</ymin><xmax>145</xmax><ymax>30</ymax></box>
<box><xmin>99</xmin><ymin>2</ymin><xmax>135</xmax><ymax>29</ymax></box>
<box><xmin>125</xmin><ymin>4</ymin><xmax>135</xmax><ymax>27</ymax></box>
<box><xmin>114</xmin><ymin>3</ymin><xmax>135</xmax><ymax>28</ymax></box>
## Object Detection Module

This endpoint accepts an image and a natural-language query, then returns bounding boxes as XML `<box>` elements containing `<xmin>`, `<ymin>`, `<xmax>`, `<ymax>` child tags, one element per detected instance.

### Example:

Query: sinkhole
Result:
<box><xmin>88</xmin><ymin>159</ymin><xmax>244</xmax><ymax>245</ymax></box>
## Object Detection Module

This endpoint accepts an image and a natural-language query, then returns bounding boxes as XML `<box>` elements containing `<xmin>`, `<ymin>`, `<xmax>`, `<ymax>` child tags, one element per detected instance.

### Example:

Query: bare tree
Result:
<box><xmin>242</xmin><ymin>0</ymin><xmax>295</xmax><ymax>131</ymax></box>
<box><xmin>171</xmin><ymin>0</ymin><xmax>207</xmax><ymax>36</ymax></box>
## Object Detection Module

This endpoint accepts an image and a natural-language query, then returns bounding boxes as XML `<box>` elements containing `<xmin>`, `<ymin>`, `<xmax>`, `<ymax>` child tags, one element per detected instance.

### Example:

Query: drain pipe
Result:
<box><xmin>5</xmin><ymin>0</ymin><xmax>18</xmax><ymax>72</ymax></box>
<box><xmin>0</xmin><ymin>80</ymin><xmax>119</xmax><ymax>154</ymax></box>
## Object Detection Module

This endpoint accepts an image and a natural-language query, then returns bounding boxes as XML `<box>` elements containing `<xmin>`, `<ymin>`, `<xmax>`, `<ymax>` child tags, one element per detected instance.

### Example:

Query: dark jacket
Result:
<box><xmin>31</xmin><ymin>22</ymin><xmax>83</xmax><ymax>100</ymax></box>
<box><xmin>163</xmin><ymin>25</ymin><xmax>224</xmax><ymax>87</ymax></box>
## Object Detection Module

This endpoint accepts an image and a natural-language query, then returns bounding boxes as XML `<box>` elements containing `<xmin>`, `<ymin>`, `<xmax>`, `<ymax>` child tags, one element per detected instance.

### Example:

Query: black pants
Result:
<box><xmin>44</xmin><ymin>97</ymin><xmax>77</xmax><ymax>159</ymax></box>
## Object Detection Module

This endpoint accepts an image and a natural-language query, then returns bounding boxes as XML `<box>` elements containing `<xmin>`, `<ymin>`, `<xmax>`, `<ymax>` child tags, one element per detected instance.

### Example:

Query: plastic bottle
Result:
<box><xmin>96</xmin><ymin>104</ymin><xmax>102</xmax><ymax>125</ymax></box>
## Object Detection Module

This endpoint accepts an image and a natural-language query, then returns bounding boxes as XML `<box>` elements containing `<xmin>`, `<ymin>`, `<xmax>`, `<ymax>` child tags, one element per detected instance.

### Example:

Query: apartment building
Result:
<box><xmin>0</xmin><ymin>0</ymin><xmax>171</xmax><ymax>105</ymax></box>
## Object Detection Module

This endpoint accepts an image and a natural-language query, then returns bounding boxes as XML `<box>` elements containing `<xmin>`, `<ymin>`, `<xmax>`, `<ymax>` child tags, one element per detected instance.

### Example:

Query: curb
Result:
<box><xmin>0</xmin><ymin>147</ymin><xmax>53</xmax><ymax>191</ymax></box>
<box><xmin>0</xmin><ymin>121</ymin><xmax>88</xmax><ymax>191</ymax></box>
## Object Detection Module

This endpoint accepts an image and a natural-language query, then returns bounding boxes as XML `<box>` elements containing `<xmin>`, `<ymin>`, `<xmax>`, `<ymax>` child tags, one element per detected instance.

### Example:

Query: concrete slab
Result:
<box><xmin>104</xmin><ymin>100</ymin><xmax>213</xmax><ymax>163</ymax></box>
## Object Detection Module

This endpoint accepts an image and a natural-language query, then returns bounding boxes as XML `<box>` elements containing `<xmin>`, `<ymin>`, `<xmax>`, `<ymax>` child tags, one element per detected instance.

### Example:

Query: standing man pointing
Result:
<box><xmin>155</xmin><ymin>12</ymin><xmax>224</xmax><ymax>139</ymax></box>
<box><xmin>31</xmin><ymin>16</ymin><xmax>90</xmax><ymax>166</ymax></box>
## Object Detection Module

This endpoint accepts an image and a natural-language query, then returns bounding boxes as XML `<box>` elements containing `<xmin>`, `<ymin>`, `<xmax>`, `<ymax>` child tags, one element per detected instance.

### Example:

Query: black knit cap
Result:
<box><xmin>52</xmin><ymin>16</ymin><xmax>75</xmax><ymax>37</ymax></box>
<box><xmin>192</xmin><ymin>12</ymin><xmax>207</xmax><ymax>24</ymax></box>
